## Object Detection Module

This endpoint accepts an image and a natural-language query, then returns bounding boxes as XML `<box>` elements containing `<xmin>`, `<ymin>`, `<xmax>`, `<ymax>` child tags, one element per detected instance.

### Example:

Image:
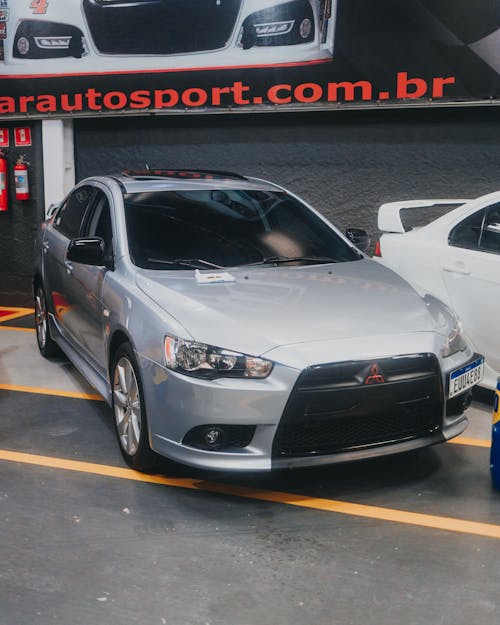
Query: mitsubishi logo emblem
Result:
<box><xmin>364</xmin><ymin>364</ymin><xmax>385</xmax><ymax>385</ymax></box>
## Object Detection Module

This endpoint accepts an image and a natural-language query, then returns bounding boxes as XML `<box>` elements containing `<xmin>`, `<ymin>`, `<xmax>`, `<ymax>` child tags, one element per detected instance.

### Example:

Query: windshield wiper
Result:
<box><xmin>147</xmin><ymin>258</ymin><xmax>224</xmax><ymax>270</ymax></box>
<box><xmin>243</xmin><ymin>255</ymin><xmax>340</xmax><ymax>267</ymax></box>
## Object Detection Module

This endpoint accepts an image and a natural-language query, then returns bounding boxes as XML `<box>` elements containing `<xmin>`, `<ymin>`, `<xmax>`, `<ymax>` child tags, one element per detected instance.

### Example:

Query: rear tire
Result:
<box><xmin>34</xmin><ymin>285</ymin><xmax>60</xmax><ymax>358</ymax></box>
<box><xmin>111</xmin><ymin>343</ymin><xmax>157</xmax><ymax>472</ymax></box>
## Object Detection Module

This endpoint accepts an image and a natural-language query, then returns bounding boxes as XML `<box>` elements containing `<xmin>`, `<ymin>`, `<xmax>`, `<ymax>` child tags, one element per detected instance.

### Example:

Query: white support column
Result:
<box><xmin>42</xmin><ymin>119</ymin><xmax>75</xmax><ymax>213</ymax></box>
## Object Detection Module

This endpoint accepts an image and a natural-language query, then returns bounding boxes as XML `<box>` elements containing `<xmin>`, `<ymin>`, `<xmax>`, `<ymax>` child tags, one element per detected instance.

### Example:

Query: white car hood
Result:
<box><xmin>136</xmin><ymin>259</ymin><xmax>448</xmax><ymax>357</ymax></box>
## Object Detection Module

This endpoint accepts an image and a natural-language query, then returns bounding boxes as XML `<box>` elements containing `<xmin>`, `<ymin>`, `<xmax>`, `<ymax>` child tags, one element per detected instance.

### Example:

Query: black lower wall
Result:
<box><xmin>0</xmin><ymin>122</ymin><xmax>44</xmax><ymax>305</ymax></box>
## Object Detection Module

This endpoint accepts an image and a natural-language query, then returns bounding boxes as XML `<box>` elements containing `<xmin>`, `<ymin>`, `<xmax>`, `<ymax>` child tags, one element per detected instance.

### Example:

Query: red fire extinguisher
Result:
<box><xmin>0</xmin><ymin>150</ymin><xmax>8</xmax><ymax>212</ymax></box>
<box><xmin>14</xmin><ymin>155</ymin><xmax>30</xmax><ymax>201</ymax></box>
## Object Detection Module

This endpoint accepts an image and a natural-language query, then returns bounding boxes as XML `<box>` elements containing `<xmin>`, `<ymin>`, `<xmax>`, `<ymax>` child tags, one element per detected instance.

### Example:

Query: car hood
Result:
<box><xmin>136</xmin><ymin>259</ymin><xmax>448</xmax><ymax>358</ymax></box>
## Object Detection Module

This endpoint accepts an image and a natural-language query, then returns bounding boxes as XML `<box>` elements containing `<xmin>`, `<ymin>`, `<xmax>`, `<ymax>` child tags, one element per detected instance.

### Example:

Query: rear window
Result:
<box><xmin>123</xmin><ymin>189</ymin><xmax>359</xmax><ymax>269</ymax></box>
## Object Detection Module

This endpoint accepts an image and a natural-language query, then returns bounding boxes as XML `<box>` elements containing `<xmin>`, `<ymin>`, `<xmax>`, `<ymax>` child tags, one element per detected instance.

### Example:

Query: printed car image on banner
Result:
<box><xmin>0</xmin><ymin>0</ymin><xmax>499</xmax><ymax>117</ymax></box>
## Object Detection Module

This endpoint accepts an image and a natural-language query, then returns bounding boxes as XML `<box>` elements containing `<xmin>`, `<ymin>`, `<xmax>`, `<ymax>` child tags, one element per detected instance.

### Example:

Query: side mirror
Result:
<box><xmin>45</xmin><ymin>202</ymin><xmax>60</xmax><ymax>220</ymax></box>
<box><xmin>345</xmin><ymin>228</ymin><xmax>371</xmax><ymax>253</ymax></box>
<box><xmin>67</xmin><ymin>237</ymin><xmax>106</xmax><ymax>266</ymax></box>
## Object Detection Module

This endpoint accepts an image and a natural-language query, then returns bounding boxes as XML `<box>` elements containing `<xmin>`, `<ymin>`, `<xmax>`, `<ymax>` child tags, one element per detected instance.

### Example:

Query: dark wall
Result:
<box><xmin>75</xmin><ymin>107</ymin><xmax>500</xmax><ymax>237</ymax></box>
<box><xmin>1</xmin><ymin>108</ymin><xmax>499</xmax><ymax>305</ymax></box>
<box><xmin>0</xmin><ymin>122</ymin><xmax>44</xmax><ymax>305</ymax></box>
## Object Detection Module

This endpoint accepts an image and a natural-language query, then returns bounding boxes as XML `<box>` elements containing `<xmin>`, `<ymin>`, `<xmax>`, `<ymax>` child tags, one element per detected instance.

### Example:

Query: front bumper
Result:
<box><xmin>140</xmin><ymin>343</ymin><xmax>477</xmax><ymax>471</ymax></box>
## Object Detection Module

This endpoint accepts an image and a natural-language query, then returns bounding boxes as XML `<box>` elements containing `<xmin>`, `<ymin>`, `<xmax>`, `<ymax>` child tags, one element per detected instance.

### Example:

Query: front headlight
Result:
<box><xmin>164</xmin><ymin>335</ymin><xmax>273</xmax><ymax>379</ymax></box>
<box><xmin>441</xmin><ymin>321</ymin><xmax>468</xmax><ymax>358</ymax></box>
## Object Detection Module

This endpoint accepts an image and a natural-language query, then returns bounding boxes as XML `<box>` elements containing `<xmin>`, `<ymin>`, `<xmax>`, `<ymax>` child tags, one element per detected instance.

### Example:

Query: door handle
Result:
<box><xmin>64</xmin><ymin>260</ymin><xmax>73</xmax><ymax>275</ymax></box>
<box><xmin>443</xmin><ymin>264</ymin><xmax>470</xmax><ymax>276</ymax></box>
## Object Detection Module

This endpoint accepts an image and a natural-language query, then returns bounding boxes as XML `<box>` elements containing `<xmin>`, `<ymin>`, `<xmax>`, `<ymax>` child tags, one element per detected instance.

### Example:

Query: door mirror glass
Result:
<box><xmin>45</xmin><ymin>202</ymin><xmax>60</xmax><ymax>220</ymax></box>
<box><xmin>345</xmin><ymin>228</ymin><xmax>370</xmax><ymax>252</ymax></box>
<box><xmin>67</xmin><ymin>237</ymin><xmax>106</xmax><ymax>266</ymax></box>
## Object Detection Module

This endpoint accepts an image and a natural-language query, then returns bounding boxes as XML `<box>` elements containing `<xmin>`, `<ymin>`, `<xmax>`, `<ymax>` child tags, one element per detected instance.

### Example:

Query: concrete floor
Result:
<box><xmin>1</xmin><ymin>308</ymin><xmax>499</xmax><ymax>625</ymax></box>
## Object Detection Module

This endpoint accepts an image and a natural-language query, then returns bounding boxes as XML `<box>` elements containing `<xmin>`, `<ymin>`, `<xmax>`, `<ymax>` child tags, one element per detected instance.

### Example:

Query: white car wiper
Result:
<box><xmin>147</xmin><ymin>258</ymin><xmax>224</xmax><ymax>269</ymax></box>
<box><xmin>243</xmin><ymin>255</ymin><xmax>340</xmax><ymax>266</ymax></box>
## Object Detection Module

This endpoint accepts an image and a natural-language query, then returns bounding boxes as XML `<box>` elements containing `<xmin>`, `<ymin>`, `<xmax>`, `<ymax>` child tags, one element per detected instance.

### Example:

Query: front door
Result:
<box><xmin>65</xmin><ymin>188</ymin><xmax>114</xmax><ymax>375</ymax></box>
<box><xmin>44</xmin><ymin>185</ymin><xmax>96</xmax><ymax>345</ymax></box>
<box><xmin>441</xmin><ymin>202</ymin><xmax>500</xmax><ymax>376</ymax></box>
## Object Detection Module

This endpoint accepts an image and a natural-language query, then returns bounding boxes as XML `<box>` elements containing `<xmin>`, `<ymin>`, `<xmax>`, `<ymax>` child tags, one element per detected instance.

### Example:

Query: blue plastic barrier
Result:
<box><xmin>490</xmin><ymin>378</ymin><xmax>500</xmax><ymax>490</ymax></box>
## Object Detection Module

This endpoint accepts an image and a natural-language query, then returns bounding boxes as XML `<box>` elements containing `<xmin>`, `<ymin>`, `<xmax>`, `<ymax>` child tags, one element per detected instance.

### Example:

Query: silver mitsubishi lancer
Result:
<box><xmin>33</xmin><ymin>170</ymin><xmax>484</xmax><ymax>471</ymax></box>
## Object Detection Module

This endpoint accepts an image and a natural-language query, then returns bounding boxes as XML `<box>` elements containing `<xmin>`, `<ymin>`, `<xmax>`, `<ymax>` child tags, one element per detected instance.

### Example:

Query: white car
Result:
<box><xmin>375</xmin><ymin>192</ymin><xmax>500</xmax><ymax>390</ymax></box>
<box><xmin>1</xmin><ymin>0</ymin><xmax>335</xmax><ymax>75</ymax></box>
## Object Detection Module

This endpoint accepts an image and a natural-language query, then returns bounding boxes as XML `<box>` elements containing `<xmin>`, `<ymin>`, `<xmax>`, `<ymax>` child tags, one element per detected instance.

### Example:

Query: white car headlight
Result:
<box><xmin>441</xmin><ymin>321</ymin><xmax>468</xmax><ymax>358</ymax></box>
<box><xmin>164</xmin><ymin>335</ymin><xmax>273</xmax><ymax>379</ymax></box>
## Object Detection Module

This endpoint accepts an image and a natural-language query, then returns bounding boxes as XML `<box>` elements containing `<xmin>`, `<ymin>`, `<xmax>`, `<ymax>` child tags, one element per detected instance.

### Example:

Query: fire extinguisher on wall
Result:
<box><xmin>0</xmin><ymin>150</ymin><xmax>8</xmax><ymax>212</ymax></box>
<box><xmin>14</xmin><ymin>155</ymin><xmax>30</xmax><ymax>201</ymax></box>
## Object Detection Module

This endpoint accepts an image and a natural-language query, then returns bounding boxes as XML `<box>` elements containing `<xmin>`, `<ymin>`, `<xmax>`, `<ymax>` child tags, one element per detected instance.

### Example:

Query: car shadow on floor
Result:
<box><xmin>153</xmin><ymin>444</ymin><xmax>445</xmax><ymax>496</ymax></box>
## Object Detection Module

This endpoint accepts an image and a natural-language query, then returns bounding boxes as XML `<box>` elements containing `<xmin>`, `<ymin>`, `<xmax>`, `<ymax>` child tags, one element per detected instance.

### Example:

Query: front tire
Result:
<box><xmin>111</xmin><ymin>343</ymin><xmax>157</xmax><ymax>471</ymax></box>
<box><xmin>34</xmin><ymin>285</ymin><xmax>60</xmax><ymax>358</ymax></box>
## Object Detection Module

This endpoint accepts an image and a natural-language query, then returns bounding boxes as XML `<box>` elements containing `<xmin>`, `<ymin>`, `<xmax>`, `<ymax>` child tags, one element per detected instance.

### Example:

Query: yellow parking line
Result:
<box><xmin>449</xmin><ymin>436</ymin><xmax>491</xmax><ymax>449</ymax></box>
<box><xmin>0</xmin><ymin>326</ymin><xmax>35</xmax><ymax>333</ymax></box>
<box><xmin>0</xmin><ymin>307</ymin><xmax>34</xmax><ymax>323</ymax></box>
<box><xmin>0</xmin><ymin>383</ymin><xmax>103</xmax><ymax>402</ymax></box>
<box><xmin>1</xmin><ymin>448</ymin><xmax>500</xmax><ymax>540</ymax></box>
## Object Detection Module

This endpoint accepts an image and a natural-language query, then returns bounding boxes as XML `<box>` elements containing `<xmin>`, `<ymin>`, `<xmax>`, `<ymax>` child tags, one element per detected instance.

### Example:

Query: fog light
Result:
<box><xmin>299</xmin><ymin>18</ymin><xmax>312</xmax><ymax>39</ymax></box>
<box><xmin>14</xmin><ymin>20</ymin><xmax>86</xmax><ymax>59</ymax></box>
<box><xmin>17</xmin><ymin>37</ymin><xmax>30</xmax><ymax>55</ymax></box>
<box><xmin>183</xmin><ymin>424</ymin><xmax>256</xmax><ymax>451</ymax></box>
<box><xmin>204</xmin><ymin>428</ymin><xmax>225</xmax><ymax>447</ymax></box>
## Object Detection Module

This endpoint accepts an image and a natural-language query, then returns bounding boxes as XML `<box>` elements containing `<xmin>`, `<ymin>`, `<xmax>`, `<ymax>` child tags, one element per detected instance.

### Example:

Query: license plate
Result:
<box><xmin>449</xmin><ymin>357</ymin><xmax>484</xmax><ymax>399</ymax></box>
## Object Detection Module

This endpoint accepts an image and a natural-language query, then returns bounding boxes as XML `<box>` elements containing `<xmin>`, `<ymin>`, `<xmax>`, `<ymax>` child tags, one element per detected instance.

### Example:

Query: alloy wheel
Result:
<box><xmin>113</xmin><ymin>356</ymin><xmax>142</xmax><ymax>456</ymax></box>
<box><xmin>34</xmin><ymin>289</ymin><xmax>47</xmax><ymax>349</ymax></box>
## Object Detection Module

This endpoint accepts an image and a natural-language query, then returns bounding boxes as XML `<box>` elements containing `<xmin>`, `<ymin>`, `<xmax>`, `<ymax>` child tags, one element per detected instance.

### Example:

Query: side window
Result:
<box><xmin>449</xmin><ymin>209</ymin><xmax>485</xmax><ymax>250</ymax></box>
<box><xmin>479</xmin><ymin>204</ymin><xmax>500</xmax><ymax>254</ymax></box>
<box><xmin>82</xmin><ymin>189</ymin><xmax>113</xmax><ymax>257</ymax></box>
<box><xmin>54</xmin><ymin>185</ymin><xmax>95</xmax><ymax>239</ymax></box>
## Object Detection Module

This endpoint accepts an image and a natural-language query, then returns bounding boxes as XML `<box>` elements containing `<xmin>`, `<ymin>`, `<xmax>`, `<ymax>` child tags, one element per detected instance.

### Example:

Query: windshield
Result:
<box><xmin>123</xmin><ymin>189</ymin><xmax>361</xmax><ymax>269</ymax></box>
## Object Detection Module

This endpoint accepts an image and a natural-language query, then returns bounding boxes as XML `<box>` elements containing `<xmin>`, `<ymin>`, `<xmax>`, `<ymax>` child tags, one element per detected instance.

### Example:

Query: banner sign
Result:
<box><xmin>0</xmin><ymin>0</ymin><xmax>498</xmax><ymax>119</ymax></box>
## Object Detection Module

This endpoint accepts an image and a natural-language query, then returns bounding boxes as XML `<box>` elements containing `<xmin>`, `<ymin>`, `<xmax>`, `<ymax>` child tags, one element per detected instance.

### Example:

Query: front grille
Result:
<box><xmin>83</xmin><ymin>0</ymin><xmax>243</xmax><ymax>55</ymax></box>
<box><xmin>273</xmin><ymin>354</ymin><xmax>443</xmax><ymax>457</ymax></box>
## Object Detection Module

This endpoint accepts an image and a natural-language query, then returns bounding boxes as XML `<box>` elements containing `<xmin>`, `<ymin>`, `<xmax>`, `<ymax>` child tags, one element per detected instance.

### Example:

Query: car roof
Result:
<box><xmin>107</xmin><ymin>170</ymin><xmax>283</xmax><ymax>194</ymax></box>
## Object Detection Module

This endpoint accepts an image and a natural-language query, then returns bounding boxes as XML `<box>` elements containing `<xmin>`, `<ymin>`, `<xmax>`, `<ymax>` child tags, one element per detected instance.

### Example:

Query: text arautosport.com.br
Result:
<box><xmin>0</xmin><ymin>72</ymin><xmax>456</xmax><ymax>114</ymax></box>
